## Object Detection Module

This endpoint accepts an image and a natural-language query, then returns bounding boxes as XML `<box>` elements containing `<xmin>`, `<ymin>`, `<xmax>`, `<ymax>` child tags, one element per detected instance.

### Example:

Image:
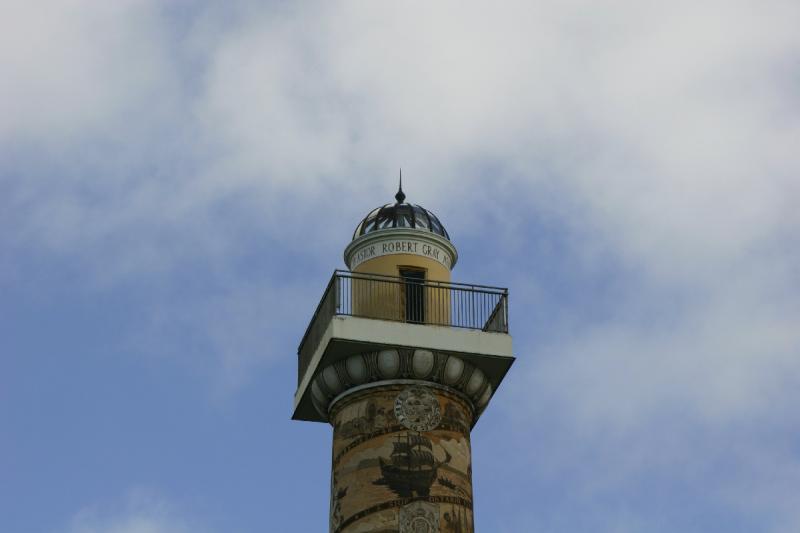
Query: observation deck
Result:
<box><xmin>293</xmin><ymin>270</ymin><xmax>514</xmax><ymax>423</ymax></box>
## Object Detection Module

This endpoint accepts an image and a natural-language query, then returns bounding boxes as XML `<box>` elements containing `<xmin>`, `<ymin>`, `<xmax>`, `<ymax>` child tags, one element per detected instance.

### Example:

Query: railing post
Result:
<box><xmin>503</xmin><ymin>290</ymin><xmax>509</xmax><ymax>333</ymax></box>
<box><xmin>334</xmin><ymin>273</ymin><xmax>340</xmax><ymax>314</ymax></box>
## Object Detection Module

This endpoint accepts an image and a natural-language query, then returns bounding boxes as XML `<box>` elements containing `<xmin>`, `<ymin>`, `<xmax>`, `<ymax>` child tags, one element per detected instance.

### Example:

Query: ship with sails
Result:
<box><xmin>376</xmin><ymin>433</ymin><xmax>446</xmax><ymax>497</ymax></box>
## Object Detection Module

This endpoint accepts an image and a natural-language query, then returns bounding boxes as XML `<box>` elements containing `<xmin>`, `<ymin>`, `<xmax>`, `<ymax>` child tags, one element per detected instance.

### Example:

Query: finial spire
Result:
<box><xmin>395</xmin><ymin>169</ymin><xmax>406</xmax><ymax>204</ymax></box>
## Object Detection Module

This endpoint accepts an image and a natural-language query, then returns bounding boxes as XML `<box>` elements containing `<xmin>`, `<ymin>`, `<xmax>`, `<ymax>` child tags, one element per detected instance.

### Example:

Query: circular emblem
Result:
<box><xmin>399</xmin><ymin>501</ymin><xmax>439</xmax><ymax>533</ymax></box>
<box><xmin>406</xmin><ymin>516</ymin><xmax>434</xmax><ymax>533</ymax></box>
<box><xmin>394</xmin><ymin>386</ymin><xmax>441</xmax><ymax>432</ymax></box>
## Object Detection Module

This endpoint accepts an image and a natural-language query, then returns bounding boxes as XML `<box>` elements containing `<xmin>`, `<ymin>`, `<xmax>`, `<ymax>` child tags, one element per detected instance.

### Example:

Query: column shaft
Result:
<box><xmin>329</xmin><ymin>384</ymin><xmax>474</xmax><ymax>533</ymax></box>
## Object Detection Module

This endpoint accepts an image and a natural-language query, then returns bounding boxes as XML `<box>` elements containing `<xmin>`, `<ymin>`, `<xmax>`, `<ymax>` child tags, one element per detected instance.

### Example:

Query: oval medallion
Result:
<box><xmin>394</xmin><ymin>386</ymin><xmax>441</xmax><ymax>432</ymax></box>
<box><xmin>399</xmin><ymin>501</ymin><xmax>439</xmax><ymax>533</ymax></box>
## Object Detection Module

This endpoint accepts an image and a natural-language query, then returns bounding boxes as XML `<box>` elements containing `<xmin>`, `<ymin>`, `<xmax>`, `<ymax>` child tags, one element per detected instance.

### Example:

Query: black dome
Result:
<box><xmin>352</xmin><ymin>188</ymin><xmax>450</xmax><ymax>241</ymax></box>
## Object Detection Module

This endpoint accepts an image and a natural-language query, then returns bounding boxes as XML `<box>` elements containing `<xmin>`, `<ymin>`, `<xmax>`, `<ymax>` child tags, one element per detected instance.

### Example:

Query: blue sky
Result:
<box><xmin>2</xmin><ymin>1</ymin><xmax>800</xmax><ymax>532</ymax></box>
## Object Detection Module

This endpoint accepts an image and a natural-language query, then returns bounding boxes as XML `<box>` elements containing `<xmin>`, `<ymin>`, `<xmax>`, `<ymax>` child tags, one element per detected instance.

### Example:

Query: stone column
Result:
<box><xmin>311</xmin><ymin>348</ymin><xmax>493</xmax><ymax>532</ymax></box>
<box><xmin>329</xmin><ymin>383</ymin><xmax>474</xmax><ymax>533</ymax></box>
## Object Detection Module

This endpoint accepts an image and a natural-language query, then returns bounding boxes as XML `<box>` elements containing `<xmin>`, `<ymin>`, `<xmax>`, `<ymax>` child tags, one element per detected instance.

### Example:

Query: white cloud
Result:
<box><xmin>0</xmin><ymin>0</ymin><xmax>176</xmax><ymax>145</ymax></box>
<box><xmin>65</xmin><ymin>490</ymin><xmax>203</xmax><ymax>533</ymax></box>
<box><xmin>6</xmin><ymin>0</ymin><xmax>797</xmax><ymax>274</ymax></box>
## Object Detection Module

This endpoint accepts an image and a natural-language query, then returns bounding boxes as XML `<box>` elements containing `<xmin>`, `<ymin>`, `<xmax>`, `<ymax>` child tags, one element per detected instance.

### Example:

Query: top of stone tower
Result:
<box><xmin>352</xmin><ymin>178</ymin><xmax>450</xmax><ymax>241</ymax></box>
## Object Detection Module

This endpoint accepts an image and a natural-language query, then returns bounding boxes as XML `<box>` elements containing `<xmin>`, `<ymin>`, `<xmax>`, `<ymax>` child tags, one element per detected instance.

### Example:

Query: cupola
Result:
<box><xmin>344</xmin><ymin>181</ymin><xmax>458</xmax><ymax>282</ymax></box>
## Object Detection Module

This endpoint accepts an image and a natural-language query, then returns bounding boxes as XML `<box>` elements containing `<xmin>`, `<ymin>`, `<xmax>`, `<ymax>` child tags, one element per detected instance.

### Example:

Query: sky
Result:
<box><xmin>2</xmin><ymin>1</ymin><xmax>799</xmax><ymax>532</ymax></box>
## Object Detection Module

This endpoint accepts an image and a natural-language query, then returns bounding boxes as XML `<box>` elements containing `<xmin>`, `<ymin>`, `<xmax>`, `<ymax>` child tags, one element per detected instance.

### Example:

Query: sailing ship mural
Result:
<box><xmin>374</xmin><ymin>432</ymin><xmax>452</xmax><ymax>498</ymax></box>
<box><xmin>328</xmin><ymin>385</ymin><xmax>477</xmax><ymax>532</ymax></box>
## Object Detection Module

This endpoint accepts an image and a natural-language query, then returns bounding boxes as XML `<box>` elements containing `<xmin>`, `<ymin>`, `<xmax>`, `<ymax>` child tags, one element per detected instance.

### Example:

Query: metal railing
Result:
<box><xmin>298</xmin><ymin>270</ymin><xmax>509</xmax><ymax>384</ymax></box>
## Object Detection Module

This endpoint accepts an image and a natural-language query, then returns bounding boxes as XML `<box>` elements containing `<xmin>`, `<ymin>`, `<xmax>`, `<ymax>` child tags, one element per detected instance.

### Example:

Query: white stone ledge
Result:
<box><xmin>294</xmin><ymin>315</ymin><xmax>514</xmax><ymax>418</ymax></box>
<box><xmin>330</xmin><ymin>316</ymin><xmax>513</xmax><ymax>358</ymax></box>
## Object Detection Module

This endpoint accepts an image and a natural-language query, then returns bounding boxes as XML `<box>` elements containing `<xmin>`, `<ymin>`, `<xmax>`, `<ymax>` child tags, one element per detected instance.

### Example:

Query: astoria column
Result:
<box><xmin>293</xmin><ymin>183</ymin><xmax>514</xmax><ymax>533</ymax></box>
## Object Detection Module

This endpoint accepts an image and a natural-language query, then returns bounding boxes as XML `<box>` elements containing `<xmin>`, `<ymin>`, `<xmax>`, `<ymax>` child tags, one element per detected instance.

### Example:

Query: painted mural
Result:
<box><xmin>329</xmin><ymin>384</ymin><xmax>474</xmax><ymax>533</ymax></box>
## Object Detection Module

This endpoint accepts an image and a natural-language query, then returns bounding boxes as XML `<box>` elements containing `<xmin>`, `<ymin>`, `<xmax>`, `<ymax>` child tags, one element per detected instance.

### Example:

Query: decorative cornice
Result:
<box><xmin>310</xmin><ymin>348</ymin><xmax>492</xmax><ymax>425</ymax></box>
